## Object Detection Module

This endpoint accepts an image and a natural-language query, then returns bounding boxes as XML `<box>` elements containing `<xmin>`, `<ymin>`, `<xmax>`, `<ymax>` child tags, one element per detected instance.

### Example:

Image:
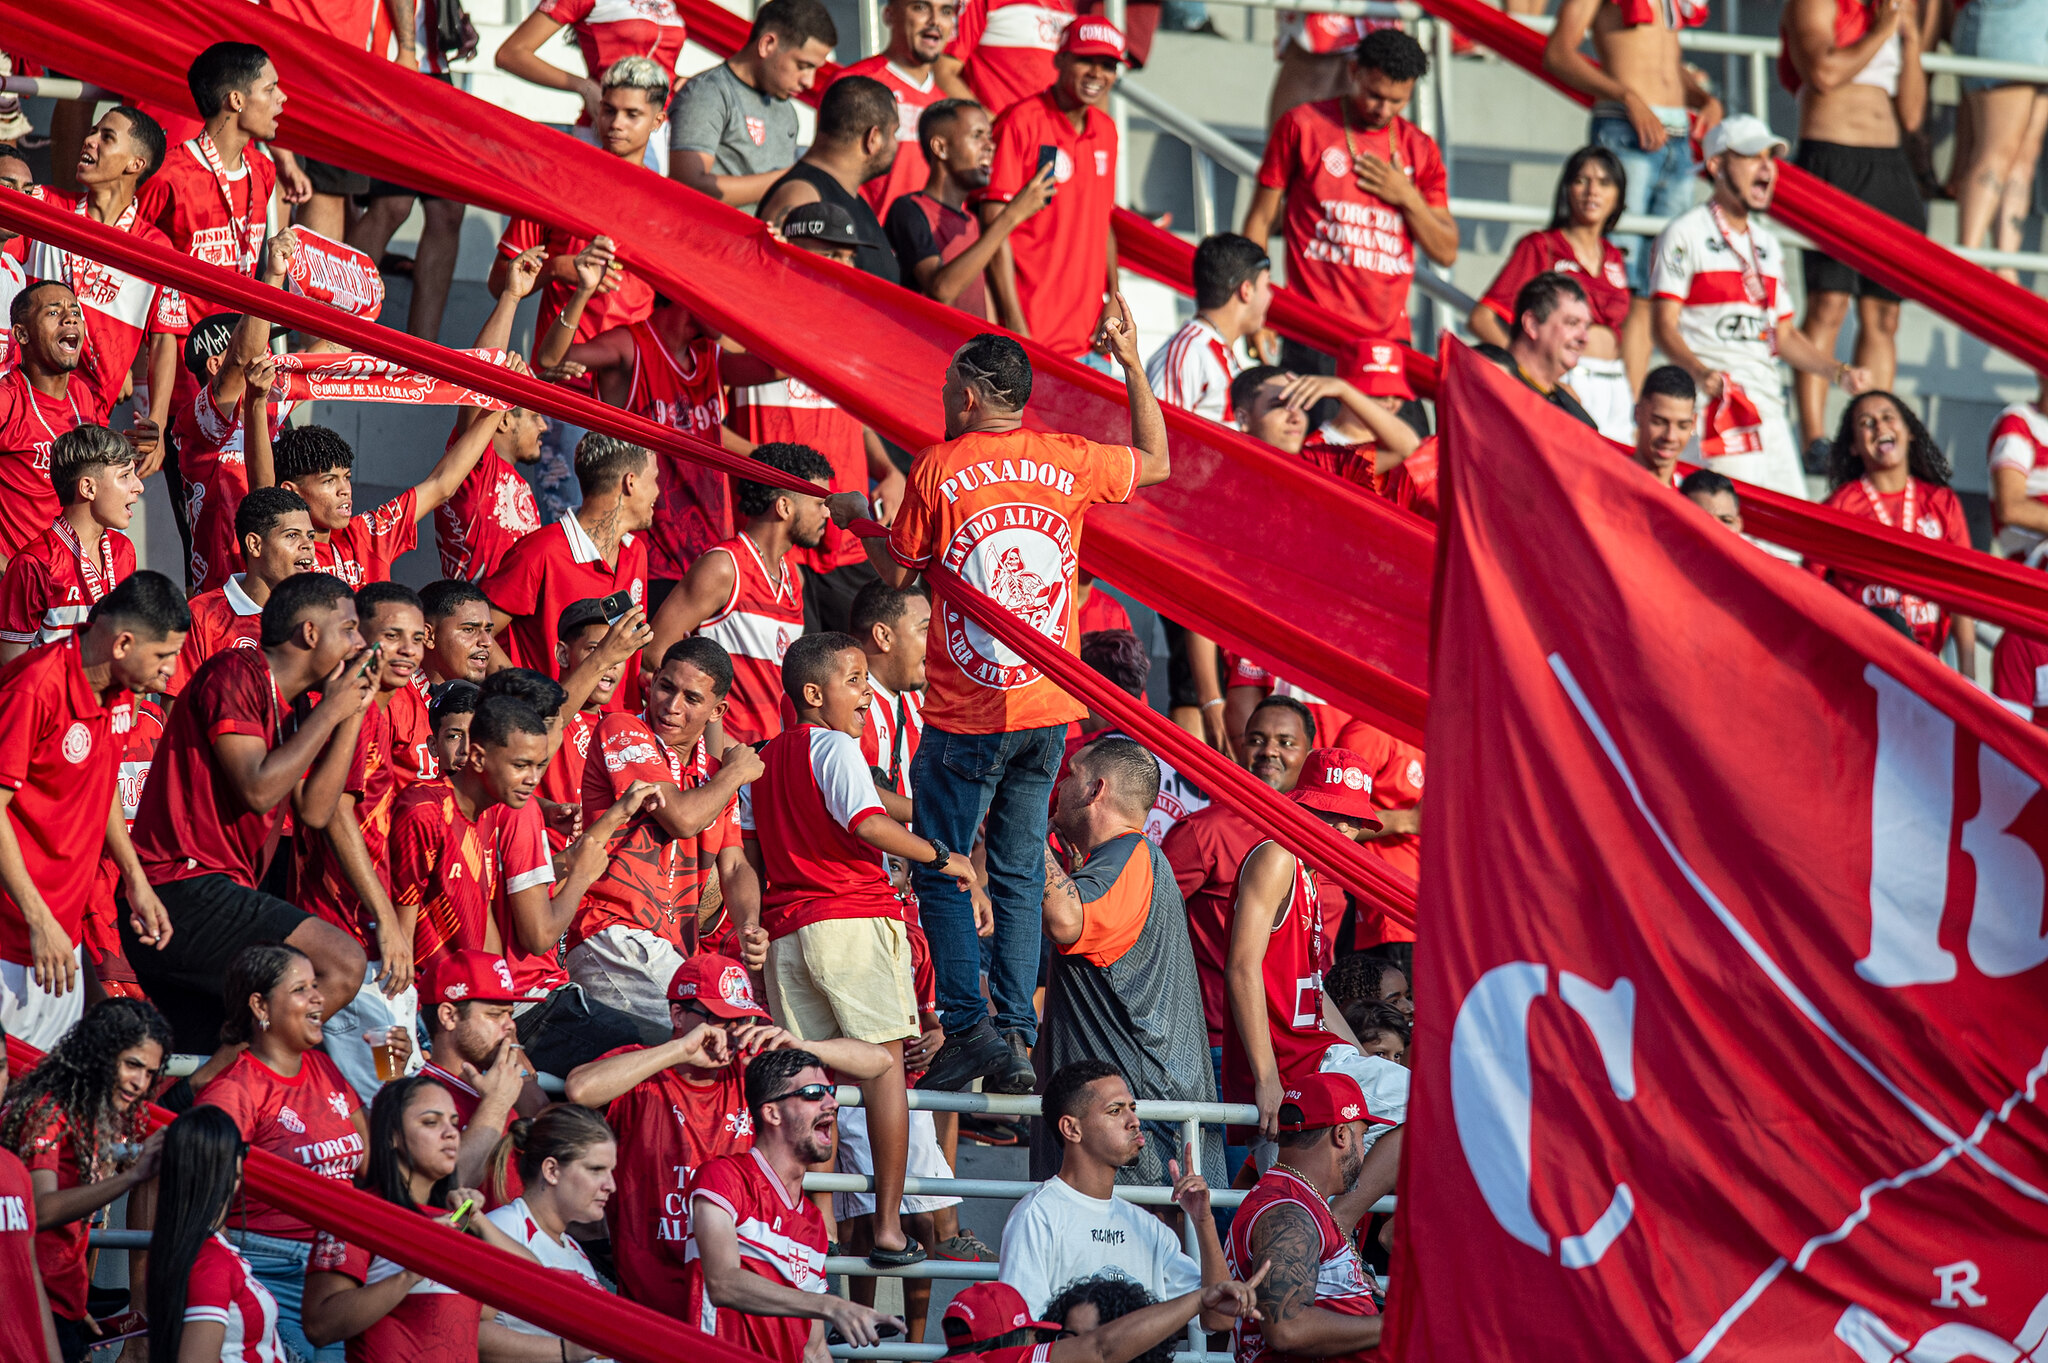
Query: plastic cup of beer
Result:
<box><xmin>365</xmin><ymin>1030</ymin><xmax>400</xmax><ymax>1083</ymax></box>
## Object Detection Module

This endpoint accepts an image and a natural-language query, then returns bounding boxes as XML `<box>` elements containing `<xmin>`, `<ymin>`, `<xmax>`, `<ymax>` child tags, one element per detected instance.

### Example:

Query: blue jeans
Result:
<box><xmin>230</xmin><ymin>1228</ymin><xmax>342</xmax><ymax>1363</ymax></box>
<box><xmin>910</xmin><ymin>723</ymin><xmax>1066</xmax><ymax>1041</ymax></box>
<box><xmin>1589</xmin><ymin>112</ymin><xmax>1699</xmax><ymax>294</ymax></box>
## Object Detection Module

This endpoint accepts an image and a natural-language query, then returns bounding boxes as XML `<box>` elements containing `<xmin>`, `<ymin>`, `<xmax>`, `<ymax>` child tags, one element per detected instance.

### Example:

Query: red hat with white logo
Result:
<box><xmin>1275</xmin><ymin>1071</ymin><xmax>1372</xmax><ymax>1132</ymax></box>
<box><xmin>1058</xmin><ymin>16</ymin><xmax>1129</xmax><ymax>62</ymax></box>
<box><xmin>667</xmin><ymin>954</ymin><xmax>772</xmax><ymax>1020</ymax></box>
<box><xmin>425</xmin><ymin>950</ymin><xmax>522</xmax><ymax>1006</ymax></box>
<box><xmin>1338</xmin><ymin>339</ymin><xmax>1413</xmax><ymax>400</ymax></box>
<box><xmin>1290</xmin><ymin>747</ymin><xmax>1383</xmax><ymax>828</ymax></box>
<box><xmin>942</xmin><ymin>1283</ymin><xmax>1061</xmax><ymax>1346</ymax></box>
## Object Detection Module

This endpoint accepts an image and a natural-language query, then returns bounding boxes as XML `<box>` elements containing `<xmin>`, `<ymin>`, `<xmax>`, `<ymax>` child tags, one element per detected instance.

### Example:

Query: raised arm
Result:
<box><xmin>474</xmin><ymin>246</ymin><xmax>544</xmax><ymax>354</ymax></box>
<box><xmin>410</xmin><ymin>407</ymin><xmax>508</xmax><ymax>519</ymax></box>
<box><xmin>492</xmin><ymin>6</ymin><xmax>600</xmax><ymax>122</ymax></box>
<box><xmin>562</xmin><ymin>1022</ymin><xmax>732</xmax><ymax>1108</ymax></box>
<box><xmin>1095</xmin><ymin>291</ymin><xmax>1169</xmax><ymax>486</ymax></box>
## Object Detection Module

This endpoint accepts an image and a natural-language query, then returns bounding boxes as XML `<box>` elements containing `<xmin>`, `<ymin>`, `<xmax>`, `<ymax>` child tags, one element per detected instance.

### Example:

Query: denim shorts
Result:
<box><xmin>1955</xmin><ymin>0</ymin><xmax>2048</xmax><ymax>91</ymax></box>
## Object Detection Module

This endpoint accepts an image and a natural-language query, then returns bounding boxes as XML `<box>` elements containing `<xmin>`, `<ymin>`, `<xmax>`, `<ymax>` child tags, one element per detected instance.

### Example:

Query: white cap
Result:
<box><xmin>1702</xmin><ymin>114</ymin><xmax>1789</xmax><ymax>162</ymax></box>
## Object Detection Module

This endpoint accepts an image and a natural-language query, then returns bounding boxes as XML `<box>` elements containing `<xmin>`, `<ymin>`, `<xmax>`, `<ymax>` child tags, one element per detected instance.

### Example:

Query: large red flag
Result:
<box><xmin>1390</xmin><ymin>343</ymin><xmax>2048</xmax><ymax>1361</ymax></box>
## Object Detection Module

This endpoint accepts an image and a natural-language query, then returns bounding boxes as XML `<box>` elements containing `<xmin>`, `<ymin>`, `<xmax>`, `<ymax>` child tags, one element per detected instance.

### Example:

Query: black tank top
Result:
<box><xmin>764</xmin><ymin>161</ymin><xmax>901</xmax><ymax>286</ymax></box>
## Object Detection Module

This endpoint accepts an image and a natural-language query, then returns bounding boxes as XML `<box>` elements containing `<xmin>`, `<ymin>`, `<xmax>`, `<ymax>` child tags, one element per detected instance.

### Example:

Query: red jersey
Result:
<box><xmin>1162</xmin><ymin>802</ymin><xmax>1264</xmax><ymax>1048</ymax></box>
<box><xmin>386</xmin><ymin>673</ymin><xmax>439</xmax><ymax>788</ymax></box>
<box><xmin>696</xmin><ymin>533</ymin><xmax>805</xmax><ymax>746</ymax></box>
<box><xmin>26</xmin><ymin>190</ymin><xmax>184</xmax><ymax>395</ymax></box>
<box><xmin>132</xmin><ymin>648</ymin><xmax>291</xmax><ymax>887</ymax></box>
<box><xmin>310</xmin><ymin>1224</ymin><xmax>479</xmax><ymax>1363</ymax></box>
<box><xmin>727</xmin><ymin>376</ymin><xmax>867</xmax><ymax>574</ymax></box>
<box><xmin>489</xmin><ymin>799</ymin><xmax>567</xmax><ymax>998</ymax></box>
<box><xmin>435</xmin><ymin>446</ymin><xmax>541</xmax><ymax>581</ymax></box>
<box><xmin>91</xmin><ymin>698</ymin><xmax>163</xmax><ymax>975</ymax></box>
<box><xmin>1480</xmin><ymin>228</ymin><xmax>1632</xmax><ymax>333</ymax></box>
<box><xmin>0</xmin><ymin>521</ymin><xmax>133</xmax><ymax>650</ymax></box>
<box><xmin>167</xmin><ymin>574</ymin><xmax>265</xmax><ymax>697</ymax></box>
<box><xmin>479</xmin><ymin>513</ymin><xmax>648</xmax><ymax>710</ymax></box>
<box><xmin>683</xmin><ymin>1149</ymin><xmax>829</xmax><ymax>1363</ymax></box>
<box><xmin>0</xmin><ymin>367</ymin><xmax>113</xmax><ymax>559</ymax></box>
<box><xmin>137</xmin><ymin>135</ymin><xmax>276</xmax><ymax>323</ymax></box>
<box><xmin>184</xmin><ymin>1235</ymin><xmax>288</xmax><ymax>1363</ymax></box>
<box><xmin>1075</xmin><ymin>586</ymin><xmax>1131</xmax><ymax>637</ymax></box>
<box><xmin>391</xmin><ymin>780</ymin><xmax>501</xmax><ymax>973</ymax></box>
<box><xmin>1256</xmin><ymin>102</ymin><xmax>1448</xmax><ymax>343</ymax></box>
<box><xmin>19</xmin><ymin>1106</ymin><xmax>92</xmax><ymax>1318</ymax></box>
<box><xmin>985</xmin><ymin>93</ymin><xmax>1117</xmax><ymax>357</ymax></box>
<box><xmin>601</xmin><ymin>1048</ymin><xmax>751</xmax><ymax>1312</ymax></box>
<box><xmin>297</xmin><ymin>702</ymin><xmax>395</xmax><ymax>951</ymax></box>
<box><xmin>199</xmin><ymin>1050</ymin><xmax>365</xmax><ymax>1241</ymax></box>
<box><xmin>740</xmin><ymin>724</ymin><xmax>901</xmax><ymax>937</ymax></box>
<box><xmin>0</xmin><ymin>639</ymin><xmax>132</xmax><ymax>961</ymax></box>
<box><xmin>176</xmin><ymin>381</ymin><xmax>296</xmax><ymax>594</ymax></box>
<box><xmin>1993</xmin><ymin>626</ymin><xmax>2048</xmax><ymax>723</ymax></box>
<box><xmin>888</xmin><ymin>427</ymin><xmax>1138</xmax><ymax>733</ymax></box>
<box><xmin>536</xmin><ymin>0</ymin><xmax>688</xmax><ymax>121</ymax></box>
<box><xmin>834</xmin><ymin>57</ymin><xmax>939</xmax><ymax>218</ymax></box>
<box><xmin>312</xmin><ymin>487</ymin><xmax>419</xmax><ymax>588</ymax></box>
<box><xmin>577</xmin><ymin>723</ymin><xmax>733</xmax><ymax>952</ymax></box>
<box><xmin>860</xmin><ymin>679</ymin><xmax>924</xmax><ymax>798</ymax></box>
<box><xmin>947</xmin><ymin>0</ymin><xmax>1077</xmax><ymax>116</ymax></box>
<box><xmin>1219</xmin><ymin>842</ymin><xmax>1330</xmax><ymax>1104</ymax></box>
<box><xmin>1224</xmin><ymin>1165</ymin><xmax>1378</xmax><ymax>1363</ymax></box>
<box><xmin>1820</xmin><ymin>478</ymin><xmax>1972</xmax><ymax>653</ymax></box>
<box><xmin>628</xmin><ymin>323</ymin><xmax>729</xmax><ymax>579</ymax></box>
<box><xmin>496</xmin><ymin>218</ymin><xmax>653</xmax><ymax>344</ymax></box>
<box><xmin>0</xmin><ymin>1150</ymin><xmax>47</xmax><ymax>1350</ymax></box>
<box><xmin>539</xmin><ymin>708</ymin><xmax>598</xmax><ymax>815</ymax></box>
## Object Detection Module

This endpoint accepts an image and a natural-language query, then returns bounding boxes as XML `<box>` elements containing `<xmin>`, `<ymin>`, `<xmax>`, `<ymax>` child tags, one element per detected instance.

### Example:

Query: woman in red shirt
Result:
<box><xmin>1470</xmin><ymin>145</ymin><xmax>1638</xmax><ymax>440</ymax></box>
<box><xmin>1820</xmin><ymin>391</ymin><xmax>1978</xmax><ymax>672</ymax></box>
<box><xmin>146</xmin><ymin>1105</ymin><xmax>290</xmax><ymax>1363</ymax></box>
<box><xmin>197</xmin><ymin>944</ymin><xmax>406</xmax><ymax>1363</ymax></box>
<box><xmin>0</xmin><ymin>996</ymin><xmax>171</xmax><ymax>1361</ymax></box>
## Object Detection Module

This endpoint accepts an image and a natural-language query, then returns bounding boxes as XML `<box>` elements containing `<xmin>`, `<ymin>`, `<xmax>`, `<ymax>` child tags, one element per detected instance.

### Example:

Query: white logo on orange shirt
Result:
<box><xmin>940</xmin><ymin>502</ymin><xmax>1075</xmax><ymax>691</ymax></box>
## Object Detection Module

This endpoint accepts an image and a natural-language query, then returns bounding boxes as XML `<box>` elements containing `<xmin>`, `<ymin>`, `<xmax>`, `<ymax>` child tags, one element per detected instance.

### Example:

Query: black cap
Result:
<box><xmin>556</xmin><ymin>596</ymin><xmax>611</xmax><ymax>640</ymax></box>
<box><xmin>782</xmin><ymin>202</ymin><xmax>861</xmax><ymax>248</ymax></box>
<box><xmin>183</xmin><ymin>313</ymin><xmax>240</xmax><ymax>377</ymax></box>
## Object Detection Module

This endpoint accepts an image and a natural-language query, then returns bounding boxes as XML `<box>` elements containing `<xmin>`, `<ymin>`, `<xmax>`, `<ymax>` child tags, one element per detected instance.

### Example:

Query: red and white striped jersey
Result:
<box><xmin>1219</xmin><ymin>842</ymin><xmax>1331</xmax><ymax>1105</ymax></box>
<box><xmin>1145</xmin><ymin>317</ymin><xmax>1239</xmax><ymax>425</ymax></box>
<box><xmin>1225</xmin><ymin>1165</ymin><xmax>1378</xmax><ymax>1363</ymax></box>
<box><xmin>1988</xmin><ymin>401</ymin><xmax>2048</xmax><ymax>561</ymax></box>
<box><xmin>684</xmin><ymin>1149</ymin><xmax>829</xmax><ymax>1363</ymax></box>
<box><xmin>696</xmin><ymin>532</ymin><xmax>805</xmax><ymax>747</ymax></box>
<box><xmin>1648</xmin><ymin>203</ymin><xmax>1794</xmax><ymax>397</ymax></box>
<box><xmin>861</xmin><ymin>678</ymin><xmax>924</xmax><ymax>798</ymax></box>
<box><xmin>184</xmin><ymin>1234</ymin><xmax>288</xmax><ymax>1363</ymax></box>
<box><xmin>947</xmin><ymin>0</ymin><xmax>1077</xmax><ymax>117</ymax></box>
<box><xmin>0</xmin><ymin>521</ymin><xmax>134</xmax><ymax>650</ymax></box>
<box><xmin>728</xmin><ymin>375</ymin><xmax>868</xmax><ymax>574</ymax></box>
<box><xmin>26</xmin><ymin>191</ymin><xmax>184</xmax><ymax>396</ymax></box>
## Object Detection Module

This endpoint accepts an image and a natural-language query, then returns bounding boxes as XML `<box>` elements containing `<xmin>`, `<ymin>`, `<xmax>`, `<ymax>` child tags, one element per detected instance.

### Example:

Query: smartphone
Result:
<box><xmin>449</xmin><ymin>1196</ymin><xmax>477</xmax><ymax>1226</ymax></box>
<box><xmin>598</xmin><ymin>589</ymin><xmax>635</xmax><ymax>625</ymax></box>
<box><xmin>1035</xmin><ymin>144</ymin><xmax>1058</xmax><ymax>182</ymax></box>
<box><xmin>356</xmin><ymin>640</ymin><xmax>383</xmax><ymax>676</ymax></box>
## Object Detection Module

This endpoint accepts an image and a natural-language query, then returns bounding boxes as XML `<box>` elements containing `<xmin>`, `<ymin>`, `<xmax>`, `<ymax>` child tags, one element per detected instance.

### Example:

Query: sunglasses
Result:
<box><xmin>766</xmin><ymin>1083</ymin><xmax>834</xmax><ymax>1105</ymax></box>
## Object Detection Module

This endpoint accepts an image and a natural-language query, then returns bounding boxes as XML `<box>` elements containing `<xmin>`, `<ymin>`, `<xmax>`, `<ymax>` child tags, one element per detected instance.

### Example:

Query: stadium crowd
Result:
<box><xmin>0</xmin><ymin>0</ymin><xmax>2042</xmax><ymax>1357</ymax></box>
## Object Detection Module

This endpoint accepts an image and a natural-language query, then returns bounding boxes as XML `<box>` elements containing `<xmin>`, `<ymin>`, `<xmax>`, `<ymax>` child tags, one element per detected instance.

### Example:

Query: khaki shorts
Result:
<box><xmin>765</xmin><ymin>916</ymin><xmax>918</xmax><ymax>1045</ymax></box>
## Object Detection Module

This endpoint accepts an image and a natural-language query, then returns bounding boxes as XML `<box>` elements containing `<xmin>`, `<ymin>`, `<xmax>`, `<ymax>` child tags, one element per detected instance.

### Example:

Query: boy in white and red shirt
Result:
<box><xmin>0</xmin><ymin>425</ymin><xmax>141</xmax><ymax>660</ymax></box>
<box><xmin>167</xmin><ymin>487</ymin><xmax>316</xmax><ymax>697</ymax></box>
<box><xmin>944</xmin><ymin>0</ymin><xmax>1078</xmax><ymax>117</ymax></box>
<box><xmin>982</xmin><ymin>20</ymin><xmax>1125</xmax><ymax>359</ymax></box>
<box><xmin>1988</xmin><ymin>376</ymin><xmax>2048</xmax><ymax>564</ymax></box>
<box><xmin>1144</xmin><ymin>232</ymin><xmax>1271</xmax><ymax>426</ymax></box>
<box><xmin>1244</xmin><ymin>29</ymin><xmax>1454</xmax><ymax>351</ymax></box>
<box><xmin>645</xmin><ymin>444</ymin><xmax>832</xmax><ymax>746</ymax></box>
<box><xmin>741</xmin><ymin>632</ymin><xmax>976</xmax><ymax>1268</ymax></box>
<box><xmin>833</xmin><ymin>0</ymin><xmax>960</xmax><ymax>218</ymax></box>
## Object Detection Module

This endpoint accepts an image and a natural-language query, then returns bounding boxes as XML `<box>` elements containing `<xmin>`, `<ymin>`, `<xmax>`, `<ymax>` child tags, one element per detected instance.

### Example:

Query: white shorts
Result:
<box><xmin>572</xmin><ymin>123</ymin><xmax>668</xmax><ymax>178</ymax></box>
<box><xmin>321</xmin><ymin>961</ymin><xmax>421</xmax><ymax>1101</ymax></box>
<box><xmin>1568</xmin><ymin>356</ymin><xmax>1636</xmax><ymax>445</ymax></box>
<box><xmin>0</xmin><ymin>950</ymin><xmax>85</xmax><ymax>1051</ymax></box>
<box><xmin>832</xmin><ymin>1106</ymin><xmax>961</xmax><ymax>1221</ymax></box>
<box><xmin>566</xmin><ymin>925</ymin><xmax>689</xmax><ymax>1032</ymax></box>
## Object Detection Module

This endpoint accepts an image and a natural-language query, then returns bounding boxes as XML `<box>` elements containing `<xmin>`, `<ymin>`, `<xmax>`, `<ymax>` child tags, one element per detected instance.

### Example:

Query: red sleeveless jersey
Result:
<box><xmin>697</xmin><ymin>533</ymin><xmax>805</xmax><ymax>747</ymax></box>
<box><xmin>626</xmin><ymin>322</ymin><xmax>730</xmax><ymax>579</ymax></box>
<box><xmin>1220</xmin><ymin>843</ymin><xmax>1331</xmax><ymax>1104</ymax></box>
<box><xmin>1224</xmin><ymin>1165</ymin><xmax>1378</xmax><ymax>1363</ymax></box>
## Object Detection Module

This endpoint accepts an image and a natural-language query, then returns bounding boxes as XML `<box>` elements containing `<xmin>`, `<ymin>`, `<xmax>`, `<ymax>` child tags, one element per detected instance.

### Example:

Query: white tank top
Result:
<box><xmin>1853</xmin><ymin>29</ymin><xmax>1901</xmax><ymax>96</ymax></box>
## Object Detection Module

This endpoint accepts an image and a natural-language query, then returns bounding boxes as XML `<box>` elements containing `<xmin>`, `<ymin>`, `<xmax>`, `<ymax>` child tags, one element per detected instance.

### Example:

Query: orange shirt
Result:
<box><xmin>889</xmin><ymin>427</ymin><xmax>1138</xmax><ymax>734</ymax></box>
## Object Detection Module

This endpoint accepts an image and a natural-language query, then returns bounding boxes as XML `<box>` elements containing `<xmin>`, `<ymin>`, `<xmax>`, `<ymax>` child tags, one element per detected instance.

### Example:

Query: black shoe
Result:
<box><xmin>989</xmin><ymin>1030</ymin><xmax>1036</xmax><ymax>1094</ymax></box>
<box><xmin>916</xmin><ymin>1019</ymin><xmax>1010</xmax><ymax>1091</ymax></box>
<box><xmin>1803</xmin><ymin>437</ymin><xmax>1831</xmax><ymax>476</ymax></box>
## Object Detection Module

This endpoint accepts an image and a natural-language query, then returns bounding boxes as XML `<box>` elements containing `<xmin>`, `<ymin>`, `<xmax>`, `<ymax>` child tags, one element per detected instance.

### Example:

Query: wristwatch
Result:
<box><xmin>924</xmin><ymin>837</ymin><xmax>952</xmax><ymax>870</ymax></box>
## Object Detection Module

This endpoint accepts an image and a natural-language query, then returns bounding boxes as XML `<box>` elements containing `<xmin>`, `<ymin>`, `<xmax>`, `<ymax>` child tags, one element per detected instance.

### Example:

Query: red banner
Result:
<box><xmin>272</xmin><ymin>350</ymin><xmax>515</xmax><ymax>407</ymax></box>
<box><xmin>1389</xmin><ymin>344</ymin><xmax>2048</xmax><ymax>1361</ymax></box>
<box><xmin>283</xmin><ymin>226</ymin><xmax>385</xmax><ymax>319</ymax></box>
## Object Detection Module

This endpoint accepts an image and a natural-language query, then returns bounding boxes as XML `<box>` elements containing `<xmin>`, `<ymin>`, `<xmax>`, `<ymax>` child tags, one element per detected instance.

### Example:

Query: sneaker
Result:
<box><xmin>958</xmin><ymin>1113</ymin><xmax>1023</xmax><ymax>1146</ymax></box>
<box><xmin>990</xmin><ymin>1030</ymin><xmax>1036</xmax><ymax>1095</ymax></box>
<box><xmin>916</xmin><ymin>1019</ymin><xmax>1010</xmax><ymax>1092</ymax></box>
<box><xmin>932</xmin><ymin>1232</ymin><xmax>999</xmax><ymax>1263</ymax></box>
<box><xmin>1803</xmin><ymin>437</ymin><xmax>1832</xmax><ymax>476</ymax></box>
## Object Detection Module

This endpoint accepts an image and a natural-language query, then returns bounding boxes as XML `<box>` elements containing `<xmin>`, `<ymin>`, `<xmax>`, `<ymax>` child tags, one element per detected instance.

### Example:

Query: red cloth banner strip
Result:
<box><xmin>0</xmin><ymin>0</ymin><xmax>1433</xmax><ymax>742</ymax></box>
<box><xmin>1403</xmin><ymin>0</ymin><xmax>2048</xmax><ymax>379</ymax></box>
<box><xmin>852</xmin><ymin>518</ymin><xmax>1420</xmax><ymax>926</ymax></box>
<box><xmin>0</xmin><ymin>1036</ymin><xmax>775</xmax><ymax>1363</ymax></box>
<box><xmin>272</xmin><ymin>351</ymin><xmax>517</xmax><ymax>408</ymax></box>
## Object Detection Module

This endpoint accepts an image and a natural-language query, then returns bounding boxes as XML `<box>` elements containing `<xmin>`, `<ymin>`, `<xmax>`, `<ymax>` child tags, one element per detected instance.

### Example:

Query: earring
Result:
<box><xmin>257</xmin><ymin>1017</ymin><xmax>269</xmax><ymax>1031</ymax></box>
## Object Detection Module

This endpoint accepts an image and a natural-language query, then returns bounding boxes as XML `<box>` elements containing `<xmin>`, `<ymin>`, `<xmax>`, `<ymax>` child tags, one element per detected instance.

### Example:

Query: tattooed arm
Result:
<box><xmin>1246</xmin><ymin>1202</ymin><xmax>1383</xmax><ymax>1354</ymax></box>
<box><xmin>1042</xmin><ymin>846</ymin><xmax>1086</xmax><ymax>945</ymax></box>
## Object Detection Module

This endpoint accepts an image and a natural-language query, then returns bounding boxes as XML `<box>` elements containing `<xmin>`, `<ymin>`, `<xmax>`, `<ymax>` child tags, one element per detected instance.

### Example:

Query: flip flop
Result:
<box><xmin>867</xmin><ymin>1242</ymin><xmax>929</xmax><ymax>1269</ymax></box>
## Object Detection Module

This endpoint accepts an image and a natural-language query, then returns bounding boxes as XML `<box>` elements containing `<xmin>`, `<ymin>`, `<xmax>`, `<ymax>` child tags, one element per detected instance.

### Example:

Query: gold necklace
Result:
<box><xmin>1268</xmin><ymin>1159</ymin><xmax>1334</xmax><ymax>1213</ymax></box>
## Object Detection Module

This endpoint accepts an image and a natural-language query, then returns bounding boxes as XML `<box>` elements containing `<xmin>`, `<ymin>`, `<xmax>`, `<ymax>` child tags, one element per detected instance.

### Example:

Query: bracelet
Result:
<box><xmin>1199</xmin><ymin>698</ymin><xmax>1225</xmax><ymax>711</ymax></box>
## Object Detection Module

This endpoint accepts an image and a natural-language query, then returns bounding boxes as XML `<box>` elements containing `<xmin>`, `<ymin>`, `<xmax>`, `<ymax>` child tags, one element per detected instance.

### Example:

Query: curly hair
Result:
<box><xmin>1827</xmin><ymin>391</ymin><xmax>1952</xmax><ymax>493</ymax></box>
<box><xmin>1045</xmin><ymin>1275</ymin><xmax>1170</xmax><ymax>1363</ymax></box>
<box><xmin>0</xmin><ymin>998</ymin><xmax>171</xmax><ymax>1181</ymax></box>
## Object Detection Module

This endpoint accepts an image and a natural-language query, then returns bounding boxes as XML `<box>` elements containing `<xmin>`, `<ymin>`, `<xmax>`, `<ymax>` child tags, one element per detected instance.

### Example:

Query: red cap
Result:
<box><xmin>942</xmin><ymin>1284</ymin><xmax>1061</xmax><ymax>1345</ymax></box>
<box><xmin>667</xmin><ymin>954</ymin><xmax>772</xmax><ymax>1020</ymax></box>
<box><xmin>1275</xmin><ymin>1071</ymin><xmax>1372</xmax><ymax>1132</ymax></box>
<box><xmin>1058</xmin><ymin>16</ymin><xmax>1128</xmax><ymax>61</ymax></box>
<box><xmin>1338</xmin><ymin>339</ymin><xmax>1413</xmax><ymax>400</ymax></box>
<box><xmin>1290</xmin><ymin>748</ymin><xmax>1384</xmax><ymax>828</ymax></box>
<box><xmin>425</xmin><ymin>950</ymin><xmax>522</xmax><ymax>1006</ymax></box>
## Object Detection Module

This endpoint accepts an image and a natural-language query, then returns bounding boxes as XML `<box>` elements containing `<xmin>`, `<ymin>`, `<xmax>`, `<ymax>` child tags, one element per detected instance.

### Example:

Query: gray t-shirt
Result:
<box><xmin>668</xmin><ymin>62</ymin><xmax>799</xmax><ymax>178</ymax></box>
